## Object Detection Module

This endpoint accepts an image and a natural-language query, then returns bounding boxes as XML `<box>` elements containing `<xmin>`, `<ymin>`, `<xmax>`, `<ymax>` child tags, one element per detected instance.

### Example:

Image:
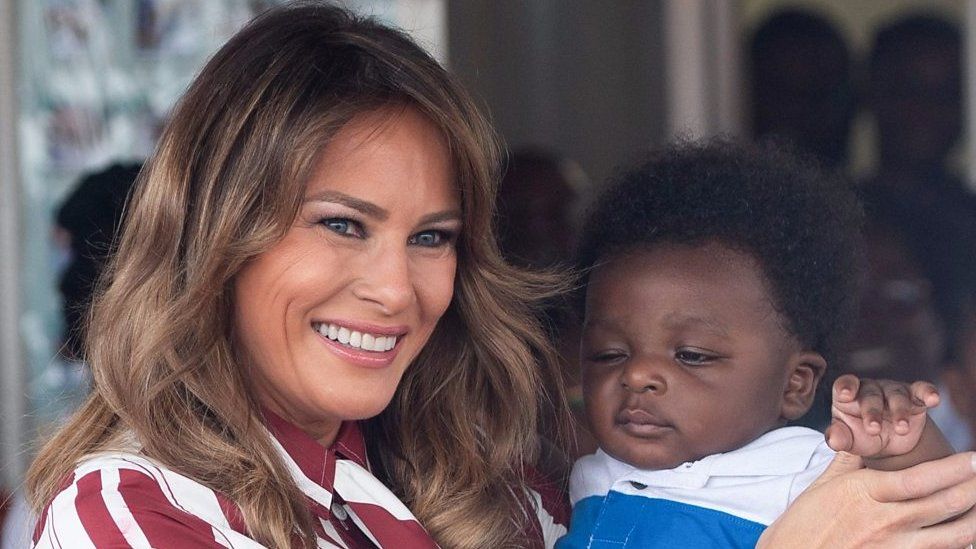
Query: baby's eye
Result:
<box><xmin>409</xmin><ymin>230</ymin><xmax>455</xmax><ymax>248</ymax></box>
<box><xmin>675</xmin><ymin>349</ymin><xmax>716</xmax><ymax>366</ymax></box>
<box><xmin>585</xmin><ymin>350</ymin><xmax>628</xmax><ymax>364</ymax></box>
<box><xmin>320</xmin><ymin>218</ymin><xmax>364</xmax><ymax>238</ymax></box>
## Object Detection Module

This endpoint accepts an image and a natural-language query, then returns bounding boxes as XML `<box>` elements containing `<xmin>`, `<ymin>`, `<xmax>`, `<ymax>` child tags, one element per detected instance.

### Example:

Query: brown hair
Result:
<box><xmin>27</xmin><ymin>3</ymin><xmax>570</xmax><ymax>547</ymax></box>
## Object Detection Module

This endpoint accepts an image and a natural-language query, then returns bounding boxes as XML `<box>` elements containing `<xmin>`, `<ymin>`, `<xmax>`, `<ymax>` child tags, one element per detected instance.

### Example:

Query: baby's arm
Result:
<box><xmin>826</xmin><ymin>374</ymin><xmax>953</xmax><ymax>471</ymax></box>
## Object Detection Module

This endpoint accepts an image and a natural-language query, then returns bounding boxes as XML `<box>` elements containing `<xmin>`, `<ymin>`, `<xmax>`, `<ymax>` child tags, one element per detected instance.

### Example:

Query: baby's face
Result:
<box><xmin>581</xmin><ymin>242</ymin><xmax>800</xmax><ymax>470</ymax></box>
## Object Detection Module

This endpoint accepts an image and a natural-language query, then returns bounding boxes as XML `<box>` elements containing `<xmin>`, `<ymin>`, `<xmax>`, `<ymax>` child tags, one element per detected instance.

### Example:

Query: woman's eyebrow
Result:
<box><xmin>304</xmin><ymin>190</ymin><xmax>388</xmax><ymax>220</ymax></box>
<box><xmin>305</xmin><ymin>190</ymin><xmax>461</xmax><ymax>226</ymax></box>
<box><xmin>420</xmin><ymin>210</ymin><xmax>463</xmax><ymax>225</ymax></box>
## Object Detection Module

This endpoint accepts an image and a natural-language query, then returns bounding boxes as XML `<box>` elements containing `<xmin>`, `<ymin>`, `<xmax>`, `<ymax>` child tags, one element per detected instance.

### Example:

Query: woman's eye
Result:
<box><xmin>409</xmin><ymin>230</ymin><xmax>453</xmax><ymax>248</ymax></box>
<box><xmin>320</xmin><ymin>218</ymin><xmax>363</xmax><ymax>237</ymax></box>
<box><xmin>675</xmin><ymin>349</ymin><xmax>715</xmax><ymax>366</ymax></box>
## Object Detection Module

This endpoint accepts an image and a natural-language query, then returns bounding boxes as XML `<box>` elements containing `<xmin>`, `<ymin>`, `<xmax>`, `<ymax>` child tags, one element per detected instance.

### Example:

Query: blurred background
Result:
<box><xmin>1</xmin><ymin>0</ymin><xmax>974</xmax><ymax>528</ymax></box>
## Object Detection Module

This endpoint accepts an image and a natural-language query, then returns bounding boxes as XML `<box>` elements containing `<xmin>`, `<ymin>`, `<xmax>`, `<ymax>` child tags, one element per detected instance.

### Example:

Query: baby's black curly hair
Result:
<box><xmin>577</xmin><ymin>139</ymin><xmax>863</xmax><ymax>367</ymax></box>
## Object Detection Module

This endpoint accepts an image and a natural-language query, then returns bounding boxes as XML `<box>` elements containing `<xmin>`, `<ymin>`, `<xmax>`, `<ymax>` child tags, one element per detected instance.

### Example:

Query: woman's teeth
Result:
<box><xmin>315</xmin><ymin>323</ymin><xmax>397</xmax><ymax>352</ymax></box>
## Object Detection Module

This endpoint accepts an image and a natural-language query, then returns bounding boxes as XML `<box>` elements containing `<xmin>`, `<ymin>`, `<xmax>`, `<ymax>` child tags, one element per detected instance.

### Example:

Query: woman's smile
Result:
<box><xmin>312</xmin><ymin>320</ymin><xmax>406</xmax><ymax>368</ymax></box>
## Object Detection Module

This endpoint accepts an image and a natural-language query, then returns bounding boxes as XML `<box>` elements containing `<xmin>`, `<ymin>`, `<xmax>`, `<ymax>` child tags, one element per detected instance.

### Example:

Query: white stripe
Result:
<box><xmin>317</xmin><ymin>518</ymin><xmax>348</xmax><ymax>548</ymax></box>
<box><xmin>215</xmin><ymin>532</ymin><xmax>233</xmax><ymax>548</ymax></box>
<box><xmin>333</xmin><ymin>459</ymin><xmax>419</xmax><ymax>522</ymax></box>
<box><xmin>135</xmin><ymin>460</ymin><xmax>231</xmax><ymax>529</ymax></box>
<box><xmin>528</xmin><ymin>488</ymin><xmax>567</xmax><ymax>549</ymax></box>
<box><xmin>68</xmin><ymin>453</ymin><xmax>266</xmax><ymax>549</ymax></box>
<box><xmin>119</xmin><ymin>456</ymin><xmax>265</xmax><ymax>549</ymax></box>
<box><xmin>46</xmin><ymin>479</ymin><xmax>97</xmax><ymax>549</ymax></box>
<box><xmin>268</xmin><ymin>436</ymin><xmax>335</xmax><ymax>509</ymax></box>
<box><xmin>101</xmin><ymin>467</ymin><xmax>154</xmax><ymax>548</ymax></box>
<box><xmin>156</xmin><ymin>466</ymin><xmax>231</xmax><ymax>528</ymax></box>
<box><xmin>315</xmin><ymin>535</ymin><xmax>345</xmax><ymax>549</ymax></box>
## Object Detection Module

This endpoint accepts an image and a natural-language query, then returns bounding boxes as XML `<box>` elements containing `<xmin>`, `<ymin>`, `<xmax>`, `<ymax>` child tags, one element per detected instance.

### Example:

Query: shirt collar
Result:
<box><xmin>262</xmin><ymin>407</ymin><xmax>370</xmax><ymax>491</ymax></box>
<box><xmin>622</xmin><ymin>426</ymin><xmax>827</xmax><ymax>489</ymax></box>
<box><xmin>702</xmin><ymin>426</ymin><xmax>826</xmax><ymax>477</ymax></box>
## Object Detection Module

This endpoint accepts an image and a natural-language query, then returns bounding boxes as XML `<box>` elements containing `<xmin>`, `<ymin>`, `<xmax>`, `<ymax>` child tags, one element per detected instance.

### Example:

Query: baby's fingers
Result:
<box><xmin>833</xmin><ymin>374</ymin><xmax>862</xmax><ymax>404</ymax></box>
<box><xmin>882</xmin><ymin>382</ymin><xmax>916</xmax><ymax>435</ymax></box>
<box><xmin>854</xmin><ymin>380</ymin><xmax>885</xmax><ymax>434</ymax></box>
<box><xmin>910</xmin><ymin>380</ymin><xmax>941</xmax><ymax>408</ymax></box>
<box><xmin>826</xmin><ymin>419</ymin><xmax>855</xmax><ymax>452</ymax></box>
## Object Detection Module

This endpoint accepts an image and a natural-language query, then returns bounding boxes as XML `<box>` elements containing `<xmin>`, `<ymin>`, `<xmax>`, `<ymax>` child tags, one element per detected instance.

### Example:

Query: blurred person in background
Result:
<box><xmin>749</xmin><ymin>9</ymin><xmax>855</xmax><ymax>170</ymax></box>
<box><xmin>496</xmin><ymin>148</ymin><xmax>583</xmax><ymax>270</ymax></box>
<box><xmin>855</xmin><ymin>12</ymin><xmax>976</xmax><ymax>453</ymax></box>
<box><xmin>56</xmin><ymin>162</ymin><xmax>142</xmax><ymax>363</ymax></box>
<box><xmin>846</xmin><ymin>193</ymin><xmax>974</xmax><ymax>451</ymax></box>
<box><xmin>864</xmin><ymin>14</ymin><xmax>976</xmax><ymax>219</ymax></box>
<box><xmin>497</xmin><ymin>148</ymin><xmax>595</xmax><ymax>458</ymax></box>
<box><xmin>1</xmin><ymin>162</ymin><xmax>141</xmax><ymax>549</ymax></box>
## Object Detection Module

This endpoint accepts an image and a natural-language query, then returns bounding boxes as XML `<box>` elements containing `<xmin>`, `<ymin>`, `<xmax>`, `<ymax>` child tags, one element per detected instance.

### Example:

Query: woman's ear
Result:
<box><xmin>781</xmin><ymin>352</ymin><xmax>827</xmax><ymax>421</ymax></box>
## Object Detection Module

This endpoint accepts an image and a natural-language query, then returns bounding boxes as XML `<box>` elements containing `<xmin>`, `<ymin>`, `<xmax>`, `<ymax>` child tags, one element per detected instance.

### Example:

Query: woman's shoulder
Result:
<box><xmin>525</xmin><ymin>465</ymin><xmax>570</xmax><ymax>548</ymax></box>
<box><xmin>32</xmin><ymin>451</ymin><xmax>260</xmax><ymax>548</ymax></box>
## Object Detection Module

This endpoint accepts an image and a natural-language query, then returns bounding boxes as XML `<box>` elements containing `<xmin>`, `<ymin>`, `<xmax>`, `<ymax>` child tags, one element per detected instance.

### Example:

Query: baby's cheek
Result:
<box><xmin>699</xmin><ymin>399</ymin><xmax>772</xmax><ymax>452</ymax></box>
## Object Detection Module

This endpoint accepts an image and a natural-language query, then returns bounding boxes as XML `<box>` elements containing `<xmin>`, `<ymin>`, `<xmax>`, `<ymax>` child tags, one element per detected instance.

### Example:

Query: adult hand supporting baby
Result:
<box><xmin>757</xmin><ymin>451</ymin><xmax>976</xmax><ymax>548</ymax></box>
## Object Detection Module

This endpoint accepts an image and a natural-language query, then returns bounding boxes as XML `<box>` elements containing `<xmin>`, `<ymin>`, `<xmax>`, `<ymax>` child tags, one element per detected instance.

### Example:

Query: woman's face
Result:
<box><xmin>234</xmin><ymin>106</ymin><xmax>460</xmax><ymax>444</ymax></box>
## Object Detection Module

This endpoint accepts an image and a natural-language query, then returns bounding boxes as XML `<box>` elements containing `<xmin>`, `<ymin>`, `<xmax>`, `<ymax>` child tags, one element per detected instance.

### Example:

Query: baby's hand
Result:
<box><xmin>825</xmin><ymin>374</ymin><xmax>940</xmax><ymax>458</ymax></box>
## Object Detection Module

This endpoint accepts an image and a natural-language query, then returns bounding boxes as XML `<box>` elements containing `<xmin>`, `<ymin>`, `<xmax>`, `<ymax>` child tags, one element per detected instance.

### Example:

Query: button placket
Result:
<box><xmin>332</xmin><ymin>502</ymin><xmax>349</xmax><ymax>521</ymax></box>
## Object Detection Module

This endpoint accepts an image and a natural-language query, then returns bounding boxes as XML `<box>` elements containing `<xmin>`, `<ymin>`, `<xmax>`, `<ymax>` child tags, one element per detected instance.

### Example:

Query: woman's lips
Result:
<box><xmin>313</xmin><ymin>322</ymin><xmax>404</xmax><ymax>368</ymax></box>
<box><xmin>616</xmin><ymin>408</ymin><xmax>673</xmax><ymax>437</ymax></box>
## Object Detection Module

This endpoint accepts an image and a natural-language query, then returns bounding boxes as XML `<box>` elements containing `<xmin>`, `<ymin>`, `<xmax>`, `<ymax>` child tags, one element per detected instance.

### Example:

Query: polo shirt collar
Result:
<box><xmin>622</xmin><ymin>426</ymin><xmax>826</xmax><ymax>490</ymax></box>
<box><xmin>262</xmin><ymin>407</ymin><xmax>370</xmax><ymax>492</ymax></box>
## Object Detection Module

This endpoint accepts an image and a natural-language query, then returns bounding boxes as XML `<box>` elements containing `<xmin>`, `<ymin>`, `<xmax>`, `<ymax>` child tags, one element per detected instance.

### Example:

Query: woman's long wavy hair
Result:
<box><xmin>26</xmin><ymin>3</ymin><xmax>571</xmax><ymax>547</ymax></box>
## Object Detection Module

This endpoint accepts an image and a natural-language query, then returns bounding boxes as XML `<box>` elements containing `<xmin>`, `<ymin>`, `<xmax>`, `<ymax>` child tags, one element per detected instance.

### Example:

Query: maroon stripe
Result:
<box><xmin>214</xmin><ymin>492</ymin><xmax>248</xmax><ymax>535</ymax></box>
<box><xmin>117</xmin><ymin>458</ymin><xmax>236</xmax><ymax>547</ymax></box>
<box><xmin>32</xmin><ymin>504</ymin><xmax>49</xmax><ymax>545</ymax></box>
<box><xmin>33</xmin><ymin>473</ymin><xmax>75</xmax><ymax>544</ymax></box>
<box><xmin>333</xmin><ymin>422</ymin><xmax>367</xmax><ymax>467</ymax></box>
<box><xmin>310</xmin><ymin>514</ymin><xmax>328</xmax><ymax>539</ymax></box>
<box><xmin>74</xmin><ymin>472</ymin><xmax>129</xmax><ymax>545</ymax></box>
<box><xmin>344</xmin><ymin>501</ymin><xmax>437</xmax><ymax>548</ymax></box>
<box><xmin>119</xmin><ymin>458</ymin><xmax>186</xmax><ymax>514</ymax></box>
<box><xmin>120</xmin><ymin>458</ymin><xmax>231</xmax><ymax>545</ymax></box>
<box><xmin>116</xmin><ymin>469</ymin><xmax>224</xmax><ymax>548</ymax></box>
<box><xmin>526</xmin><ymin>465</ymin><xmax>570</xmax><ymax>526</ymax></box>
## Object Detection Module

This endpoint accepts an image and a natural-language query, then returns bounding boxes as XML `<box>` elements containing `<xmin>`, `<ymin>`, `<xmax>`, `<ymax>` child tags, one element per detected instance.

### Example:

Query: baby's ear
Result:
<box><xmin>781</xmin><ymin>352</ymin><xmax>827</xmax><ymax>420</ymax></box>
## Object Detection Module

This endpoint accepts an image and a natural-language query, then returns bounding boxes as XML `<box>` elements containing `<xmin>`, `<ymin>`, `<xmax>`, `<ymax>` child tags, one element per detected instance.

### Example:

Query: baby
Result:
<box><xmin>556</xmin><ymin>140</ymin><xmax>950</xmax><ymax>548</ymax></box>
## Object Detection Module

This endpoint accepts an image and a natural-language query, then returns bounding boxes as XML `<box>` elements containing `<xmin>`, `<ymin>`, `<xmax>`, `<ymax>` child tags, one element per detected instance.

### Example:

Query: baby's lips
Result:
<box><xmin>616</xmin><ymin>408</ymin><xmax>669</xmax><ymax>427</ymax></box>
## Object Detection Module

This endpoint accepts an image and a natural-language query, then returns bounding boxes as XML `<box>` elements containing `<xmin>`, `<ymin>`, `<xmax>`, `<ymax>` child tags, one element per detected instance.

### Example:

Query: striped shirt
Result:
<box><xmin>32</xmin><ymin>412</ymin><xmax>569</xmax><ymax>548</ymax></box>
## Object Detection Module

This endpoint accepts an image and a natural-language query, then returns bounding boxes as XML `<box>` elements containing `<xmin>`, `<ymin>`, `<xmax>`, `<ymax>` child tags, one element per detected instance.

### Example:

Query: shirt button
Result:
<box><xmin>629</xmin><ymin>481</ymin><xmax>647</xmax><ymax>490</ymax></box>
<box><xmin>332</xmin><ymin>503</ymin><xmax>348</xmax><ymax>521</ymax></box>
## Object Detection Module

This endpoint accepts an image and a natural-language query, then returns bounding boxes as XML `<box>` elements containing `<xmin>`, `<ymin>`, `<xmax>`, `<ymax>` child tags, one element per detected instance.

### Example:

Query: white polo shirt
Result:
<box><xmin>558</xmin><ymin>426</ymin><xmax>834</xmax><ymax>548</ymax></box>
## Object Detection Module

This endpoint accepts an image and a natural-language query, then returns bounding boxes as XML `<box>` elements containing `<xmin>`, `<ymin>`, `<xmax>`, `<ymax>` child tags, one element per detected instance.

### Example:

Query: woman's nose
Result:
<box><xmin>352</xmin><ymin>244</ymin><xmax>415</xmax><ymax>315</ymax></box>
<box><xmin>620</xmin><ymin>359</ymin><xmax>668</xmax><ymax>394</ymax></box>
